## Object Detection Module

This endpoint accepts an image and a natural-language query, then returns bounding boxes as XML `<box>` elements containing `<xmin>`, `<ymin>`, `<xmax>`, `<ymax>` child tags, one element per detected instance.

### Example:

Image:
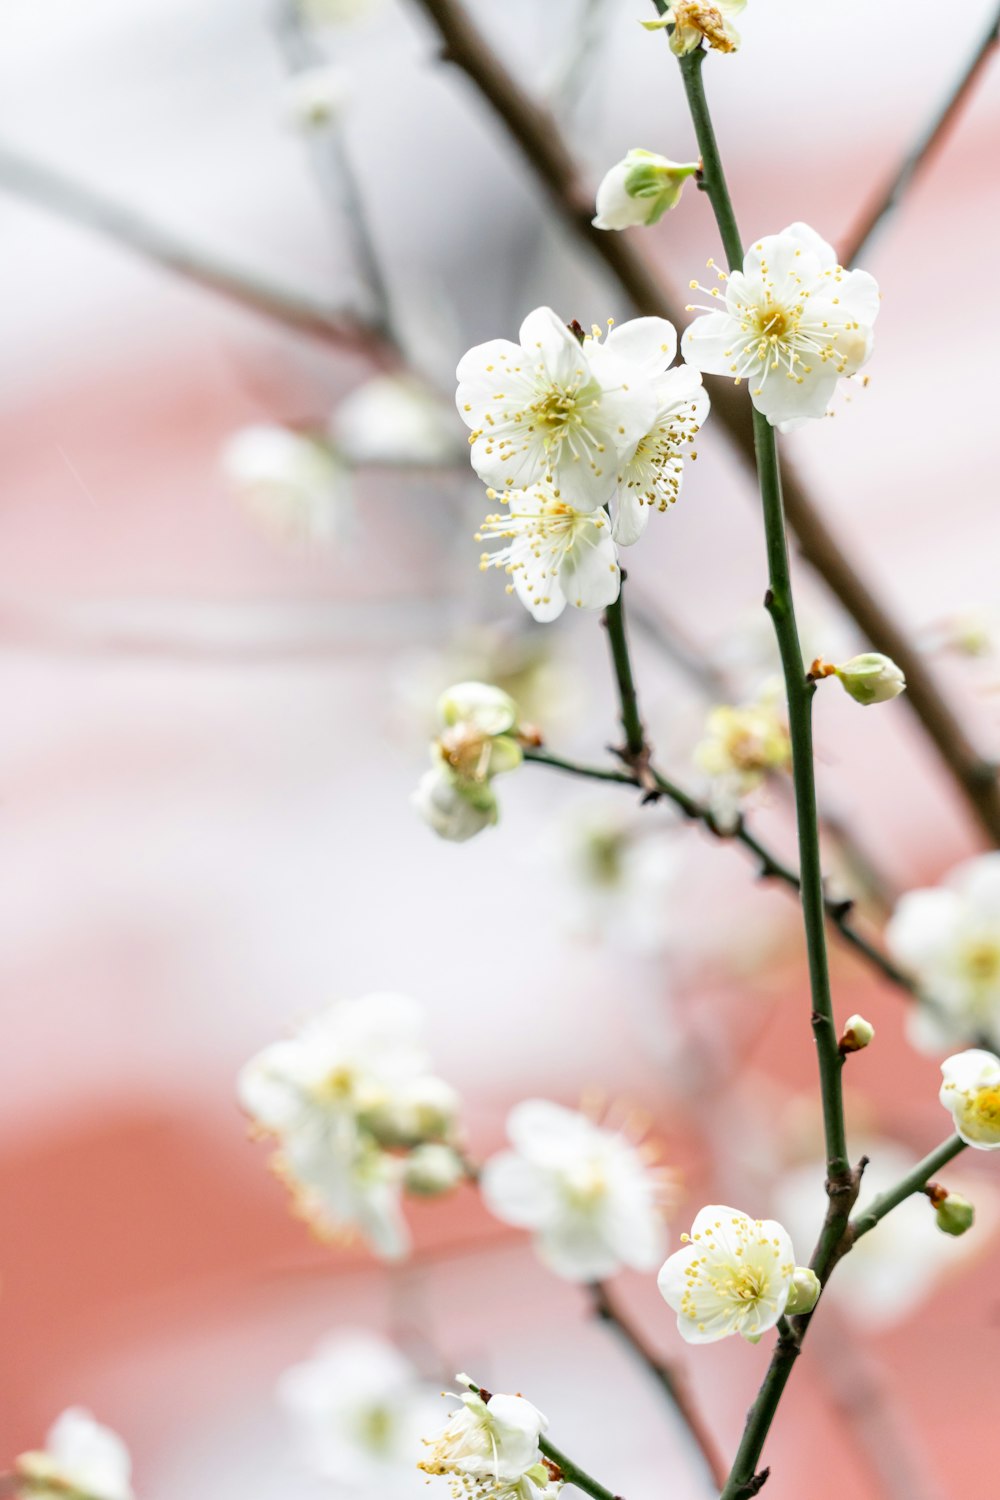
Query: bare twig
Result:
<box><xmin>841</xmin><ymin>3</ymin><xmax>1000</xmax><ymax>266</ymax></box>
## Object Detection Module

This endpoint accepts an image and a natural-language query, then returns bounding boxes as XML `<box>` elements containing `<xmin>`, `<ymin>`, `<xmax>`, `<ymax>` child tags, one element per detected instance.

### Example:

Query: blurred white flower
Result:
<box><xmin>832</xmin><ymin>652</ymin><xmax>906</xmax><ymax>706</ymax></box>
<box><xmin>885</xmin><ymin>853</ymin><xmax>1000</xmax><ymax>1050</ymax></box>
<box><xmin>283</xmin><ymin>64</ymin><xmax>350</xmax><ymax>131</ymax></box>
<box><xmin>333</xmin><ymin>374</ymin><xmax>463</xmax><ymax>466</ymax></box>
<box><xmin>542</xmin><ymin>800</ymin><xmax>682</xmax><ymax>954</ymax></box>
<box><xmin>593</xmin><ymin>150</ymin><xmax>699</xmax><ymax>231</ymax></box>
<box><xmin>280</xmin><ymin>1132</ymin><xmax>410</xmax><ymax>1258</ymax></box>
<box><xmin>657</xmin><ymin>1205</ymin><xmax>797</xmax><ymax>1344</ymax></box>
<box><xmin>477</xmin><ymin>485</ymin><xmax>620</xmax><ymax>623</ymax></box>
<box><xmin>481</xmin><ymin>1099</ymin><xmax>669</xmax><ymax>1280</ymax></box>
<box><xmin>420</xmin><ymin>1382</ymin><xmax>558</xmax><ymax>1500</ymax></box>
<box><xmin>414</xmin><ymin>681</ymin><xmax>524</xmax><ymax>841</ymax></box>
<box><xmin>457</xmin><ymin>306</ymin><xmax>655</xmax><ymax>509</ymax></box>
<box><xmin>923</xmin><ymin>608</ymin><xmax>1000</xmax><ymax>659</ymax></box>
<box><xmin>298</xmin><ymin>0</ymin><xmax>382</xmax><ymax>23</ymax></box>
<box><xmin>940</xmin><ymin>1049</ymin><xmax>1000</xmax><ymax>1148</ymax></box>
<box><xmin>278</xmin><ymin>1330</ymin><xmax>442</xmax><ymax>1493</ymax></box>
<box><xmin>413</xmin><ymin>766</ymin><xmax>499</xmax><ymax>842</ymax></box>
<box><xmin>220</xmin><ymin>423</ymin><xmax>348</xmax><ymax>543</ymax></box>
<box><xmin>645</xmin><ymin>0</ymin><xmax>746</xmax><ymax>55</ymax></box>
<box><xmin>682</xmin><ymin>222</ymin><xmax>879</xmax><ymax>429</ymax></box>
<box><xmin>15</xmin><ymin>1409</ymin><xmax>133</xmax><ymax>1500</ymax></box>
<box><xmin>694</xmin><ymin>688</ymin><xmax>790</xmax><ymax>829</ymax></box>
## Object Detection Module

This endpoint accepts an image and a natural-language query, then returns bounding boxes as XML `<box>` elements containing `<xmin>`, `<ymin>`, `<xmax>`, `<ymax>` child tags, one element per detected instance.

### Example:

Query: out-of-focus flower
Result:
<box><xmin>940</xmin><ymin>1049</ymin><xmax>1000</xmax><ymax>1148</ymax></box>
<box><xmin>643</xmin><ymin>1</ymin><xmax>746</xmax><ymax>55</ymax></box>
<box><xmin>414</xmin><ymin>682</ymin><xmax>524</xmax><ymax>841</ymax></box>
<box><xmin>477</xmin><ymin>485</ymin><xmax>620</xmax><ymax>622</ymax></box>
<box><xmin>15</xmin><ymin>1410</ymin><xmax>133</xmax><ymax>1500</ymax></box>
<box><xmin>283</xmin><ymin>64</ymin><xmax>350</xmax><ymax>131</ymax></box>
<box><xmin>829</xmin><ymin>652</ymin><xmax>906</xmax><ymax>706</ymax></box>
<box><xmin>332</xmin><ymin>374</ymin><xmax>464</xmax><ymax>466</ymax></box>
<box><xmin>239</xmin><ymin>993</ymin><xmax>460</xmax><ymax>1257</ymax></box>
<box><xmin>277</xmin><ymin>1330</ymin><xmax>443</xmax><ymax>1493</ymax></box>
<box><xmin>220</xmin><ymin>423</ymin><xmax>349</xmax><ymax>543</ymax></box>
<box><xmin>682</xmin><ymin>222</ymin><xmax>879</xmax><ymax>429</ymax></box>
<box><xmin>420</xmin><ymin>1380</ymin><xmax>559</xmax><ymax>1500</ymax></box>
<box><xmin>456</xmin><ymin>306</ymin><xmax>655</xmax><ymax>509</ymax></box>
<box><xmin>885</xmin><ymin>853</ymin><xmax>1000</xmax><ymax>1050</ymax></box>
<box><xmin>298</xmin><ymin>0</ymin><xmax>382</xmax><ymax>23</ymax></box>
<box><xmin>923</xmin><ymin>608</ymin><xmax>1000</xmax><ymax>659</ymax></box>
<box><xmin>480</xmin><ymin>1099</ymin><xmax>670</xmax><ymax>1281</ymax></box>
<box><xmin>657</xmin><ymin>1205</ymin><xmax>798</xmax><ymax>1343</ymax></box>
<box><xmin>542</xmin><ymin>800</ymin><xmax>682</xmax><ymax>954</ymax></box>
<box><xmin>694</xmin><ymin>687</ymin><xmax>791</xmax><ymax>828</ymax></box>
<box><xmin>593</xmin><ymin>150</ymin><xmax>699</xmax><ymax>230</ymax></box>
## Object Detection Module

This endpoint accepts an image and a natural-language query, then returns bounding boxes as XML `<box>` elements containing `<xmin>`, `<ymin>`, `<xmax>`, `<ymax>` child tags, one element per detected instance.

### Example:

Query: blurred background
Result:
<box><xmin>2</xmin><ymin>1</ymin><xmax>999</xmax><ymax>1497</ymax></box>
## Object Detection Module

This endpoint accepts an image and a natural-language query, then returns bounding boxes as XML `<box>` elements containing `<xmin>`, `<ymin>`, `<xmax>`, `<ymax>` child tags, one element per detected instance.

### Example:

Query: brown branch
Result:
<box><xmin>409</xmin><ymin>0</ymin><xmax>1000</xmax><ymax>847</ymax></box>
<box><xmin>840</xmin><ymin>3</ymin><xmax>1000</xmax><ymax>266</ymax></box>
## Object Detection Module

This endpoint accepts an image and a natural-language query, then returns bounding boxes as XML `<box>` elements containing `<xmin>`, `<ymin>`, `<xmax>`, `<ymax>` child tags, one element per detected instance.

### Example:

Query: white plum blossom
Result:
<box><xmin>644</xmin><ymin>0</ymin><xmax>746</xmax><ymax>55</ymax></box>
<box><xmin>593</xmin><ymin>150</ymin><xmax>699</xmax><ymax>231</ymax></box>
<box><xmin>694</xmin><ymin>687</ymin><xmax>791</xmax><ymax>828</ymax></box>
<box><xmin>332</xmin><ymin>374</ymin><xmax>463</xmax><ymax>466</ymax></box>
<box><xmin>283</xmin><ymin>65</ymin><xmax>350</xmax><ymax>131</ymax></box>
<box><xmin>420</xmin><ymin>1381</ymin><xmax>560</xmax><ymax>1500</ymax></box>
<box><xmin>279</xmin><ymin>1131</ymin><xmax>411</xmax><ymax>1258</ymax></box>
<box><xmin>481</xmin><ymin>1099</ymin><xmax>669</xmax><ymax>1280</ymax></box>
<box><xmin>657</xmin><ymin>1204</ymin><xmax>797</xmax><ymax>1344</ymax></box>
<box><xmin>885</xmin><ymin>853</ymin><xmax>1000</xmax><ymax>1049</ymax></box>
<box><xmin>477</xmin><ymin>484</ymin><xmax>620</xmax><ymax>622</ymax></box>
<box><xmin>833</xmin><ymin>653</ymin><xmax>906</xmax><ymax>706</ymax></box>
<box><xmin>277</xmin><ymin>1330</ymin><xmax>443</xmax><ymax>1494</ymax></box>
<box><xmin>940</xmin><ymin>1049</ymin><xmax>1000</xmax><ymax>1148</ymax></box>
<box><xmin>220</xmin><ymin>423</ymin><xmax>349</xmax><ymax>543</ymax></box>
<box><xmin>15</xmin><ymin>1409</ymin><xmax>134</xmax><ymax>1500</ymax></box>
<box><xmin>682</xmin><ymin>222</ymin><xmax>879</xmax><ymax>429</ymax></box>
<box><xmin>414</xmin><ymin>682</ymin><xmax>524</xmax><ymax>841</ymax></box>
<box><xmin>457</xmin><ymin>306</ymin><xmax>656</xmax><ymax>509</ymax></box>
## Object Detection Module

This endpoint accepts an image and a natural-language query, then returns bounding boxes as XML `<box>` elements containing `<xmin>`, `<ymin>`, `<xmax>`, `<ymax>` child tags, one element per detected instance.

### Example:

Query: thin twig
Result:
<box><xmin>590</xmin><ymin>1283</ymin><xmax>727</xmax><ymax>1491</ymax></box>
<box><xmin>462</xmin><ymin>1379</ymin><xmax>621</xmax><ymax>1500</ymax></box>
<box><xmin>849</xmin><ymin>1136</ymin><xmax>966</xmax><ymax>1243</ymax></box>
<box><xmin>409</xmin><ymin>0</ymin><xmax>1000</xmax><ymax>847</ymax></box>
<box><xmin>840</xmin><ymin>3</ymin><xmax>1000</xmax><ymax>266</ymax></box>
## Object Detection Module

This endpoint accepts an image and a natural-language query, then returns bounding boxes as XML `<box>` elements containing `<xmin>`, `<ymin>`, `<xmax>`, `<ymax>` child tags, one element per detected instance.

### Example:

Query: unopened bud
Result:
<box><xmin>784</xmin><ymin>1266</ymin><xmax>821</xmax><ymax>1316</ymax></box>
<box><xmin>404</xmin><ymin>1143</ymin><xmax>466</xmax><ymax>1197</ymax></box>
<box><xmin>593</xmin><ymin>150</ymin><xmax>699</xmax><ymax>231</ymax></box>
<box><xmin>932</xmin><ymin>1190</ymin><xmax>975</xmax><ymax>1237</ymax></box>
<box><xmin>834</xmin><ymin>653</ymin><xmax>906</xmax><ymax>707</ymax></box>
<box><xmin>438</xmin><ymin>681</ymin><xmax>518</xmax><ymax>737</ymax></box>
<box><xmin>839</xmin><ymin>1014</ymin><xmax>875</xmax><ymax>1054</ymax></box>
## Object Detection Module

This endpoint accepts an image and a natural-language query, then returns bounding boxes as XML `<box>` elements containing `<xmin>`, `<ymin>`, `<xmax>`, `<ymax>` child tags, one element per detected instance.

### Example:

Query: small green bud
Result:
<box><xmin>784</xmin><ymin>1266</ymin><xmax>821</xmax><ymax>1316</ymax></box>
<box><xmin>833</xmin><ymin>653</ymin><xmax>906</xmax><ymax>707</ymax></box>
<box><xmin>933</xmin><ymin>1191</ymin><xmax>975</xmax><ymax>1237</ymax></box>
<box><xmin>403</xmin><ymin>1143</ymin><xmax>466</xmax><ymax>1197</ymax></box>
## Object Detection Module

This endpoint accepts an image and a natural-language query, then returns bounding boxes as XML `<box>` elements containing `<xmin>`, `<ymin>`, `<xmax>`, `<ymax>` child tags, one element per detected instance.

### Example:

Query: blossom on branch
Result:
<box><xmin>643</xmin><ymin>1</ymin><xmax>746</xmax><ymax>56</ymax></box>
<box><xmin>480</xmin><ymin>1099</ymin><xmax>671</xmax><ymax>1281</ymax></box>
<box><xmin>15</xmin><ymin>1410</ymin><xmax>134</xmax><ymax>1500</ymax></box>
<box><xmin>476</xmin><ymin>485</ymin><xmax>620</xmax><ymax>622</ymax></box>
<box><xmin>694</xmin><ymin>686</ymin><xmax>791</xmax><ymax>827</ymax></box>
<box><xmin>593</xmin><ymin>149</ymin><xmax>699</xmax><ymax>230</ymax></box>
<box><xmin>414</xmin><ymin>681</ymin><xmax>525</xmax><ymax>840</ymax></box>
<box><xmin>940</xmin><ymin>1049</ymin><xmax>1000</xmax><ymax>1149</ymax></box>
<box><xmin>657</xmin><ymin>1204</ymin><xmax>799</xmax><ymax>1343</ymax></box>
<box><xmin>420</xmin><ymin>1380</ymin><xmax>561</xmax><ymax>1500</ymax></box>
<box><xmin>682</xmin><ymin>222</ymin><xmax>879</xmax><ymax>429</ymax></box>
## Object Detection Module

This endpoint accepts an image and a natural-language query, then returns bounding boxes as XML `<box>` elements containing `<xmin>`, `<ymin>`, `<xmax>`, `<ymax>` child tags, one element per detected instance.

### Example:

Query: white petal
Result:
<box><xmin>611</xmin><ymin>489</ymin><xmax>650</xmax><ymax>546</ymax></box>
<box><xmin>559</xmin><ymin>524</ymin><xmax>620</xmax><ymax>611</ymax></box>
<box><xmin>681</xmin><ymin>311</ymin><xmax>741</xmax><ymax>377</ymax></box>
<box><xmin>602</xmin><ymin>317</ymin><xmax>678</xmax><ymax>377</ymax></box>
<box><xmin>480</xmin><ymin>1152</ymin><xmax>559</xmax><ymax>1229</ymax></box>
<box><xmin>779</xmin><ymin>221</ymin><xmax>838</xmax><ymax>268</ymax></box>
<box><xmin>518</xmin><ymin>306</ymin><xmax>585</xmax><ymax>388</ymax></box>
<box><xmin>751</xmin><ymin>368</ymin><xmax>839</xmax><ymax>427</ymax></box>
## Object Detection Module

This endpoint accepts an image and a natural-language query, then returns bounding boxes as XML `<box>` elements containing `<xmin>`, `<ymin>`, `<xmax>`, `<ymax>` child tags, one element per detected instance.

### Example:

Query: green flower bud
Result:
<box><xmin>784</xmin><ymin>1266</ymin><xmax>821</xmax><ymax>1316</ymax></box>
<box><xmin>834</xmin><ymin>653</ymin><xmax>906</xmax><ymax>707</ymax></box>
<box><xmin>934</xmin><ymin>1191</ymin><xmax>975</xmax><ymax>1237</ymax></box>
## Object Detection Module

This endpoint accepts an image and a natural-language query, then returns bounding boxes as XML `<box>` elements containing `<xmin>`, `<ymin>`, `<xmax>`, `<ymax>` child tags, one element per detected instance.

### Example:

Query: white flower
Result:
<box><xmin>16</xmin><ymin>1409</ymin><xmax>133</xmax><ymax>1500</ymax></box>
<box><xmin>414</xmin><ymin>681</ymin><xmax>524</xmax><ymax>842</ymax></box>
<box><xmin>644</xmin><ymin>0</ymin><xmax>746</xmax><ymax>55</ymax></box>
<box><xmin>477</xmin><ymin>484</ymin><xmax>620</xmax><ymax>623</ymax></box>
<box><xmin>481</xmin><ymin>1099</ymin><xmax>669</xmax><ymax>1281</ymax></box>
<box><xmin>220</xmin><ymin>423</ymin><xmax>349</xmax><ymax>542</ymax></box>
<box><xmin>682</xmin><ymin>222</ymin><xmax>879</xmax><ymax>429</ymax></box>
<box><xmin>421</xmin><ymin>1383</ymin><xmax>555</xmax><ymax>1500</ymax></box>
<box><xmin>283</xmin><ymin>65</ymin><xmax>349</xmax><ymax>131</ymax></box>
<box><xmin>833</xmin><ymin>652</ymin><xmax>906</xmax><ymax>706</ymax></box>
<box><xmin>657</xmin><ymin>1204</ymin><xmax>797</xmax><ymax>1344</ymax></box>
<box><xmin>940</xmin><ymin>1049</ymin><xmax>1000</xmax><ymax>1148</ymax></box>
<box><xmin>277</xmin><ymin>1330</ymin><xmax>443</xmax><ymax>1492</ymax></box>
<box><xmin>885</xmin><ymin>853</ymin><xmax>1000</xmax><ymax>1049</ymax></box>
<box><xmin>457</xmin><ymin>307</ymin><xmax>656</xmax><ymax>509</ymax></box>
<box><xmin>280</xmin><ymin>1129</ymin><xmax>411</xmax><ymax>1258</ymax></box>
<box><xmin>413</xmin><ymin>765</ymin><xmax>498</xmax><ymax>842</ymax></box>
<box><xmin>332</xmin><ymin>374</ymin><xmax>463</xmax><ymax>466</ymax></box>
<box><xmin>593</xmin><ymin>150</ymin><xmax>699</xmax><ymax>231</ymax></box>
<box><xmin>694</xmin><ymin>688</ymin><xmax>791</xmax><ymax>828</ymax></box>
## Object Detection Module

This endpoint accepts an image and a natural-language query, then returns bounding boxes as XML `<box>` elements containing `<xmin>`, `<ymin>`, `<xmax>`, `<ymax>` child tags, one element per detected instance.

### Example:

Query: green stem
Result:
<box><xmin>603</xmin><ymin>586</ymin><xmax>646</xmax><ymax>761</ymax></box>
<box><xmin>539</xmin><ymin>1436</ymin><xmax>620</xmax><ymax>1500</ymax></box>
<box><xmin>850</xmin><ymin>1136</ymin><xmax>966</xmax><ymax>1242</ymax></box>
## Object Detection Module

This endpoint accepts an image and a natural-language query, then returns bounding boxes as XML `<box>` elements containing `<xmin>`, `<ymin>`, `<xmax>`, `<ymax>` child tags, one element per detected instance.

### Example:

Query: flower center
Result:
<box><xmin>583</xmin><ymin>830</ymin><xmax>625</xmax><ymax>886</ymax></box>
<box><xmin>316</xmin><ymin>1064</ymin><xmax>356</xmax><ymax>1102</ymax></box>
<box><xmin>357</xmin><ymin>1403</ymin><xmax>396</xmax><ymax>1454</ymax></box>
<box><xmin>753</xmin><ymin>303</ymin><xmax>791</xmax><ymax>342</ymax></box>
<box><xmin>721</xmin><ymin>1264</ymin><xmax>767</xmax><ymax>1304</ymax></box>
<box><xmin>963</xmin><ymin>940</ymin><xmax>1000</xmax><ymax>983</ymax></box>
<box><xmin>563</xmin><ymin>1158</ymin><xmax>608</xmax><ymax>1208</ymax></box>
<box><xmin>439</xmin><ymin>724</ymin><xmax>492</xmax><ymax>782</ymax></box>
<box><xmin>970</xmin><ymin>1087</ymin><xmax>1000</xmax><ymax>1130</ymax></box>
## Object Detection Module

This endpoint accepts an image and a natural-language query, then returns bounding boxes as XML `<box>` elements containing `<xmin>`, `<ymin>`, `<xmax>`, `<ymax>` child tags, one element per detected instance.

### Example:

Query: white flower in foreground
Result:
<box><xmin>593</xmin><ymin>150</ymin><xmax>699</xmax><ymax>231</ymax></box>
<box><xmin>644</xmin><ymin>0</ymin><xmax>746</xmax><ymax>55</ymax></box>
<box><xmin>278</xmin><ymin>1330</ymin><xmax>443</xmax><ymax>1492</ymax></box>
<box><xmin>283</xmin><ymin>65</ymin><xmax>349</xmax><ymax>131</ymax></box>
<box><xmin>477</xmin><ymin>484</ymin><xmax>620</xmax><ymax>622</ymax></box>
<box><xmin>940</xmin><ymin>1049</ymin><xmax>1000</xmax><ymax>1148</ymax></box>
<box><xmin>220</xmin><ymin>423</ymin><xmax>348</xmax><ymax>542</ymax></box>
<box><xmin>682</xmin><ymin>222</ymin><xmax>879</xmax><ymax>429</ymax></box>
<box><xmin>421</xmin><ymin>1381</ymin><xmax>558</xmax><ymax>1500</ymax></box>
<box><xmin>481</xmin><ymin>1099</ymin><xmax>669</xmax><ymax>1280</ymax></box>
<box><xmin>657</xmin><ymin>1204</ymin><xmax>797</xmax><ymax>1343</ymax></box>
<box><xmin>16</xmin><ymin>1409</ymin><xmax>133</xmax><ymax>1500</ymax></box>
<box><xmin>885</xmin><ymin>853</ymin><xmax>1000</xmax><ymax>1049</ymax></box>
<box><xmin>833</xmin><ymin>652</ymin><xmax>906</xmax><ymax>706</ymax></box>
<box><xmin>332</xmin><ymin>374</ymin><xmax>463</xmax><ymax>466</ymax></box>
<box><xmin>457</xmin><ymin>307</ymin><xmax>655</xmax><ymax>509</ymax></box>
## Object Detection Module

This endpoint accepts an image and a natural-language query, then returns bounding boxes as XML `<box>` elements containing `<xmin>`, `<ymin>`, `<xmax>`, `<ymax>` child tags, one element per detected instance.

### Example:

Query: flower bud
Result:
<box><xmin>593</xmin><ymin>150</ymin><xmax>699</xmax><ymax>231</ymax></box>
<box><xmin>438</xmin><ymin>681</ymin><xmax>518</xmax><ymax>737</ymax></box>
<box><xmin>784</xmin><ymin>1266</ymin><xmax>821</xmax><ymax>1316</ymax></box>
<box><xmin>933</xmin><ymin>1191</ymin><xmax>975</xmax><ymax>1237</ymax></box>
<box><xmin>838</xmin><ymin>1014</ymin><xmax>875</xmax><ymax>1054</ymax></box>
<box><xmin>404</xmin><ymin>1143</ymin><xmax>466</xmax><ymax>1197</ymax></box>
<box><xmin>412</xmin><ymin>766</ymin><xmax>497</xmax><ymax>843</ymax></box>
<box><xmin>833</xmin><ymin>653</ymin><xmax>906</xmax><ymax>707</ymax></box>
